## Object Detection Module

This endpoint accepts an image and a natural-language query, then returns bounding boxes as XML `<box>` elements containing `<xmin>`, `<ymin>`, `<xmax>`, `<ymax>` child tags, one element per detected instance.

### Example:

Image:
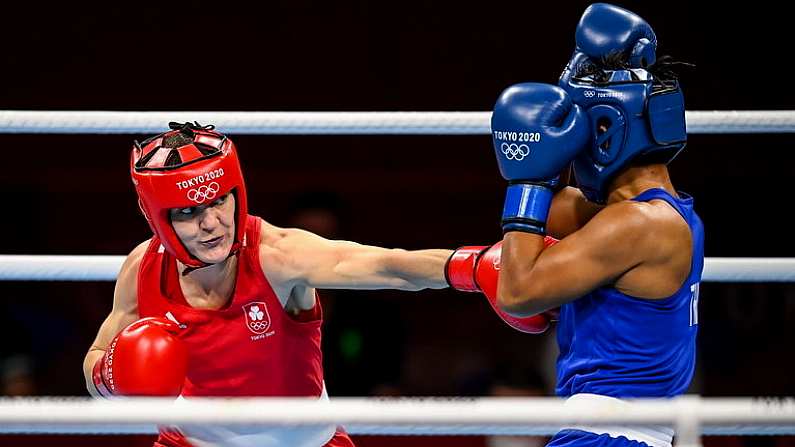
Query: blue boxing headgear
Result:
<box><xmin>559</xmin><ymin>3</ymin><xmax>688</xmax><ymax>204</ymax></box>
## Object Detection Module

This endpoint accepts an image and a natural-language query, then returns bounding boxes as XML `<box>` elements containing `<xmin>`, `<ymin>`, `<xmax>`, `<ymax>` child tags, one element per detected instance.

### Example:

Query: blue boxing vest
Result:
<box><xmin>555</xmin><ymin>188</ymin><xmax>704</xmax><ymax>398</ymax></box>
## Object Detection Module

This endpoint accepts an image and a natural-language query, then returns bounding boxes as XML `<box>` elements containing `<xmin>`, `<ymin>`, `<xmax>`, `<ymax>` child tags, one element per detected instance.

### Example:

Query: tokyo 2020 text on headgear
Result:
<box><xmin>131</xmin><ymin>122</ymin><xmax>248</xmax><ymax>269</ymax></box>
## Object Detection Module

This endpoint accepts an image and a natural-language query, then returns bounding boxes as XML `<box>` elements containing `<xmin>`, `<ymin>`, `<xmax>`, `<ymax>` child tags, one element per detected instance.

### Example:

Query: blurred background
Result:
<box><xmin>1</xmin><ymin>0</ymin><xmax>793</xmax><ymax>445</ymax></box>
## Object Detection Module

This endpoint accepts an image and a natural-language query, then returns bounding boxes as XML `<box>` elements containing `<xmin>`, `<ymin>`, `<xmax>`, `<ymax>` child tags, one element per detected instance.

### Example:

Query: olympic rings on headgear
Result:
<box><xmin>186</xmin><ymin>182</ymin><xmax>221</xmax><ymax>203</ymax></box>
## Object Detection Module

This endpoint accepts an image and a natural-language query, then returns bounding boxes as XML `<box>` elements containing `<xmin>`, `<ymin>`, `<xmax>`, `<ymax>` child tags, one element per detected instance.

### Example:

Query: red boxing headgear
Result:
<box><xmin>131</xmin><ymin>122</ymin><xmax>248</xmax><ymax>269</ymax></box>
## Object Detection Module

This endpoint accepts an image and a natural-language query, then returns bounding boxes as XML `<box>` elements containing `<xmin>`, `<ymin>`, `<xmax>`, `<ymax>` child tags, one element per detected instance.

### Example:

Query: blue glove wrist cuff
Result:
<box><xmin>502</xmin><ymin>184</ymin><xmax>553</xmax><ymax>235</ymax></box>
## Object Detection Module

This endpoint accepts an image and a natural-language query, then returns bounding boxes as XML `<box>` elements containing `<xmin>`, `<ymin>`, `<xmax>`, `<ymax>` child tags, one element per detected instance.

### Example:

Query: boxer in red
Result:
<box><xmin>82</xmin><ymin>122</ymin><xmax>554</xmax><ymax>447</ymax></box>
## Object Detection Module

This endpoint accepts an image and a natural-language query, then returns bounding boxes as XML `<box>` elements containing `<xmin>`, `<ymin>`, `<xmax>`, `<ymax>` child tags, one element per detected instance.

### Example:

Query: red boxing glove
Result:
<box><xmin>472</xmin><ymin>242</ymin><xmax>550</xmax><ymax>334</ymax></box>
<box><xmin>92</xmin><ymin>317</ymin><xmax>188</xmax><ymax>397</ymax></box>
<box><xmin>446</xmin><ymin>237</ymin><xmax>559</xmax><ymax>291</ymax></box>
<box><xmin>445</xmin><ymin>245</ymin><xmax>486</xmax><ymax>293</ymax></box>
<box><xmin>446</xmin><ymin>236</ymin><xmax>559</xmax><ymax>334</ymax></box>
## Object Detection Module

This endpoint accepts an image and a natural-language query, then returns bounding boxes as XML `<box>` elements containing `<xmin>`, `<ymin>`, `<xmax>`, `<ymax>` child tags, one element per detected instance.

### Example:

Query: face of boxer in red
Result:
<box><xmin>169</xmin><ymin>193</ymin><xmax>237</xmax><ymax>265</ymax></box>
<box><xmin>131</xmin><ymin>122</ymin><xmax>248</xmax><ymax>270</ymax></box>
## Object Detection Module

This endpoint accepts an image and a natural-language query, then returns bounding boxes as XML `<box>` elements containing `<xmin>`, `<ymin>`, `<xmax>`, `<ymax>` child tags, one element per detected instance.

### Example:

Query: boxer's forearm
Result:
<box><xmin>296</xmin><ymin>239</ymin><xmax>452</xmax><ymax>291</ymax></box>
<box><xmin>382</xmin><ymin>248</ymin><xmax>453</xmax><ymax>290</ymax></box>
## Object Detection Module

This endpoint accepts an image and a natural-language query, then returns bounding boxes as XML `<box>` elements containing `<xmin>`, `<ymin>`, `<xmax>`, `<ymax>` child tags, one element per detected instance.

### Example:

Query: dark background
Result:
<box><xmin>0</xmin><ymin>0</ymin><xmax>793</xmax><ymax>445</ymax></box>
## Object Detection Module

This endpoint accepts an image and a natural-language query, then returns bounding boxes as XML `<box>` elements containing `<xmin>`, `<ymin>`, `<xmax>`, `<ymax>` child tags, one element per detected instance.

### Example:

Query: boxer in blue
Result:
<box><xmin>490</xmin><ymin>4</ymin><xmax>702</xmax><ymax>447</ymax></box>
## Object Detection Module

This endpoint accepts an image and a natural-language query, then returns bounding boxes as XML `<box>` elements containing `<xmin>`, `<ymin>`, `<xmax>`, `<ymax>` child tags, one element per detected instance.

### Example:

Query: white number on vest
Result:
<box><xmin>689</xmin><ymin>283</ymin><xmax>700</xmax><ymax>326</ymax></box>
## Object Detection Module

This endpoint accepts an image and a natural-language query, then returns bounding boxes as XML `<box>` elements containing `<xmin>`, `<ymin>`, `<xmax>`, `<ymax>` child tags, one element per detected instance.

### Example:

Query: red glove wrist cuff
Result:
<box><xmin>91</xmin><ymin>352</ymin><xmax>113</xmax><ymax>398</ymax></box>
<box><xmin>445</xmin><ymin>246</ymin><xmax>487</xmax><ymax>292</ymax></box>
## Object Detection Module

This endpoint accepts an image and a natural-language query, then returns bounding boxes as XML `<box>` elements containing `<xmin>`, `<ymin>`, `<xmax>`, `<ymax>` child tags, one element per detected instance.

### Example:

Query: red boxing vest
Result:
<box><xmin>138</xmin><ymin>215</ymin><xmax>337</xmax><ymax>446</ymax></box>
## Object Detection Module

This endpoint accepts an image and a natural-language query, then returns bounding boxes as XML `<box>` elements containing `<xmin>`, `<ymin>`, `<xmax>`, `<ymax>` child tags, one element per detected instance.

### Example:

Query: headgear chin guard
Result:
<box><xmin>131</xmin><ymin>122</ymin><xmax>248</xmax><ymax>269</ymax></box>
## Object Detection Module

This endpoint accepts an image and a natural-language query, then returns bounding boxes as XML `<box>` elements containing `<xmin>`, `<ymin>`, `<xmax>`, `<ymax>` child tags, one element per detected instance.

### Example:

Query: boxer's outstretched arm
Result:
<box><xmin>261</xmin><ymin>227</ymin><xmax>451</xmax><ymax>291</ymax></box>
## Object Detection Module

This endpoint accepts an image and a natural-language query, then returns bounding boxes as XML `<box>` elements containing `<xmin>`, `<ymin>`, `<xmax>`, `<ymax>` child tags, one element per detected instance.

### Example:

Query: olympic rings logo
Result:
<box><xmin>583</xmin><ymin>90</ymin><xmax>595</xmax><ymax>98</ymax></box>
<box><xmin>501</xmin><ymin>143</ymin><xmax>530</xmax><ymax>161</ymax></box>
<box><xmin>249</xmin><ymin>321</ymin><xmax>269</xmax><ymax>331</ymax></box>
<box><xmin>186</xmin><ymin>182</ymin><xmax>220</xmax><ymax>203</ymax></box>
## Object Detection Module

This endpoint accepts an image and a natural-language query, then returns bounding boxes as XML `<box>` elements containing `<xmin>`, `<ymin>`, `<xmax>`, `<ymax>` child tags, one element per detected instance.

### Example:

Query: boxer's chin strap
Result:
<box><xmin>180</xmin><ymin>265</ymin><xmax>204</xmax><ymax>276</ymax></box>
<box><xmin>180</xmin><ymin>231</ymin><xmax>246</xmax><ymax>275</ymax></box>
<box><xmin>180</xmin><ymin>250</ymin><xmax>240</xmax><ymax>276</ymax></box>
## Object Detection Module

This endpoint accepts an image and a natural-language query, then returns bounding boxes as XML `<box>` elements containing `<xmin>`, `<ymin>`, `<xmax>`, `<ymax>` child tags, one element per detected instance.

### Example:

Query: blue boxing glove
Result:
<box><xmin>491</xmin><ymin>83</ymin><xmax>590</xmax><ymax>234</ymax></box>
<box><xmin>560</xmin><ymin>3</ymin><xmax>657</xmax><ymax>85</ymax></box>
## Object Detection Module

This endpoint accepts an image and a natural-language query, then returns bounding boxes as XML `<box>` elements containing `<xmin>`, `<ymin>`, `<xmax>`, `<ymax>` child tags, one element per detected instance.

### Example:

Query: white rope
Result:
<box><xmin>0</xmin><ymin>397</ymin><xmax>793</xmax><ymax>436</ymax></box>
<box><xmin>0</xmin><ymin>110</ymin><xmax>793</xmax><ymax>134</ymax></box>
<box><xmin>1</xmin><ymin>255</ymin><xmax>793</xmax><ymax>282</ymax></box>
<box><xmin>0</xmin><ymin>255</ymin><xmax>124</xmax><ymax>281</ymax></box>
<box><xmin>5</xmin><ymin>424</ymin><xmax>795</xmax><ymax>436</ymax></box>
<box><xmin>704</xmin><ymin>258</ymin><xmax>795</xmax><ymax>282</ymax></box>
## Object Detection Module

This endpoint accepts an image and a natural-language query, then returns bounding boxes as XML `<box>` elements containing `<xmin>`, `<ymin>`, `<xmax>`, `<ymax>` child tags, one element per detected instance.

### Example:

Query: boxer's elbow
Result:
<box><xmin>497</xmin><ymin>271</ymin><xmax>546</xmax><ymax>317</ymax></box>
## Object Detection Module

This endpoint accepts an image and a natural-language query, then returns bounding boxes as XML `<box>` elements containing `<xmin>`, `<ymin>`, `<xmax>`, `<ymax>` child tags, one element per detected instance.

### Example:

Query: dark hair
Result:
<box><xmin>162</xmin><ymin>133</ymin><xmax>194</xmax><ymax>149</ymax></box>
<box><xmin>574</xmin><ymin>51</ymin><xmax>630</xmax><ymax>83</ymax></box>
<box><xmin>575</xmin><ymin>53</ymin><xmax>693</xmax><ymax>88</ymax></box>
<box><xmin>648</xmin><ymin>55</ymin><xmax>695</xmax><ymax>89</ymax></box>
<box><xmin>156</xmin><ymin>122</ymin><xmax>220</xmax><ymax>167</ymax></box>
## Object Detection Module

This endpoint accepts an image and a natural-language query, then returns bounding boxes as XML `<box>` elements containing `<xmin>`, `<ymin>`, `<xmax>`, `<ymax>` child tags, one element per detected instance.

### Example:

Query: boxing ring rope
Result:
<box><xmin>1</xmin><ymin>397</ymin><xmax>794</xmax><ymax>445</ymax></box>
<box><xmin>1</xmin><ymin>255</ymin><xmax>793</xmax><ymax>282</ymax></box>
<box><xmin>1</xmin><ymin>110</ymin><xmax>794</xmax><ymax>134</ymax></box>
<box><xmin>1</xmin><ymin>113</ymin><xmax>792</xmax><ymax>447</ymax></box>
